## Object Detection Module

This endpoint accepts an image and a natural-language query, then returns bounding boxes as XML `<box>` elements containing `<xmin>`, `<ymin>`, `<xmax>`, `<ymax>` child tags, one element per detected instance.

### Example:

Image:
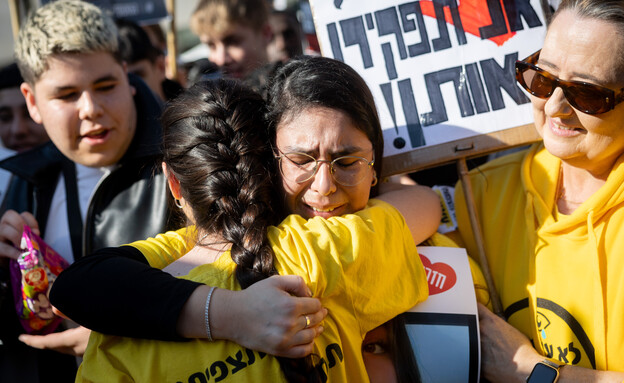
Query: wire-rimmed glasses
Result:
<box><xmin>276</xmin><ymin>149</ymin><xmax>375</xmax><ymax>186</ymax></box>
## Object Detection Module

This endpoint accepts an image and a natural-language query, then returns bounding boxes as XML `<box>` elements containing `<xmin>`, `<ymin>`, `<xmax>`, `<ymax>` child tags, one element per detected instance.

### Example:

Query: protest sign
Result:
<box><xmin>40</xmin><ymin>0</ymin><xmax>169</xmax><ymax>24</ymax></box>
<box><xmin>310</xmin><ymin>0</ymin><xmax>549</xmax><ymax>175</ymax></box>
<box><xmin>405</xmin><ymin>246</ymin><xmax>480</xmax><ymax>382</ymax></box>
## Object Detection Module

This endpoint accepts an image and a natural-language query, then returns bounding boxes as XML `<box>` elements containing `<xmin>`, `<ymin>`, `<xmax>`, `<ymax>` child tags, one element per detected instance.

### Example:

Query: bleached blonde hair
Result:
<box><xmin>14</xmin><ymin>0</ymin><xmax>120</xmax><ymax>84</ymax></box>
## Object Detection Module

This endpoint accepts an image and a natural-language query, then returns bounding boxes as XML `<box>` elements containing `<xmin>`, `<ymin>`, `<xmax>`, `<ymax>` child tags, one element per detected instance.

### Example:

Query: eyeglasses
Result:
<box><xmin>275</xmin><ymin>149</ymin><xmax>375</xmax><ymax>186</ymax></box>
<box><xmin>515</xmin><ymin>50</ymin><xmax>624</xmax><ymax>115</ymax></box>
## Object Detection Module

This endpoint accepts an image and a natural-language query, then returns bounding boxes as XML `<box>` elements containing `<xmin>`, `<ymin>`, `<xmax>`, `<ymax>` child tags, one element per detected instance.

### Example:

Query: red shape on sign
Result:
<box><xmin>420</xmin><ymin>0</ymin><xmax>516</xmax><ymax>47</ymax></box>
<box><xmin>419</xmin><ymin>254</ymin><xmax>457</xmax><ymax>295</ymax></box>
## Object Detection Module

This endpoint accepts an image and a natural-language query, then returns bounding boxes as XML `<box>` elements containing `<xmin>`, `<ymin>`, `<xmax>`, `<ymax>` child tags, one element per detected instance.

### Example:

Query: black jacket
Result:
<box><xmin>0</xmin><ymin>77</ymin><xmax>178</xmax><ymax>382</ymax></box>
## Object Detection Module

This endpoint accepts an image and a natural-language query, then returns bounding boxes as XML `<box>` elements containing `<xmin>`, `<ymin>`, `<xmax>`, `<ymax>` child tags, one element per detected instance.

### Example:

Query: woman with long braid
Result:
<box><xmin>75</xmin><ymin>79</ymin><xmax>428</xmax><ymax>382</ymax></box>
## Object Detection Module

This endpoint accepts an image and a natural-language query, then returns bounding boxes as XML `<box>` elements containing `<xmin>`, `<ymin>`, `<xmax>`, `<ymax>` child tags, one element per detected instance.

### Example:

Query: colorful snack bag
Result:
<box><xmin>9</xmin><ymin>225</ymin><xmax>70</xmax><ymax>334</ymax></box>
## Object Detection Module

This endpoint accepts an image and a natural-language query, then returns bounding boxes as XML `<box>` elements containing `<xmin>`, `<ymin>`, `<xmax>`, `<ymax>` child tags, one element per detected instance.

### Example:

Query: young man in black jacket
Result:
<box><xmin>0</xmin><ymin>1</ymin><xmax>177</xmax><ymax>381</ymax></box>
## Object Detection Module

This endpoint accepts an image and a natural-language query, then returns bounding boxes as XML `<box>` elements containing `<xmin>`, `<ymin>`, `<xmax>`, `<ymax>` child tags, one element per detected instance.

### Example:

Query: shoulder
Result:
<box><xmin>128</xmin><ymin>227</ymin><xmax>192</xmax><ymax>269</ymax></box>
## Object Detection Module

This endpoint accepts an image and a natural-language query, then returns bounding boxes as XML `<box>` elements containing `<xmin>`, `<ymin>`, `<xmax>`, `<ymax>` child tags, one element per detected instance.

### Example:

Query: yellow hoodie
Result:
<box><xmin>456</xmin><ymin>143</ymin><xmax>624</xmax><ymax>372</ymax></box>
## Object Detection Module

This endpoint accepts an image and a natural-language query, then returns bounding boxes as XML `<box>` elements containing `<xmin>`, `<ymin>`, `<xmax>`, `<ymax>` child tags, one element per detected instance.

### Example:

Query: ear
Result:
<box><xmin>121</xmin><ymin>62</ymin><xmax>137</xmax><ymax>96</ymax></box>
<box><xmin>20</xmin><ymin>82</ymin><xmax>43</xmax><ymax>124</ymax></box>
<box><xmin>162</xmin><ymin>162</ymin><xmax>182</xmax><ymax>200</ymax></box>
<box><xmin>261</xmin><ymin>22</ymin><xmax>273</xmax><ymax>45</ymax></box>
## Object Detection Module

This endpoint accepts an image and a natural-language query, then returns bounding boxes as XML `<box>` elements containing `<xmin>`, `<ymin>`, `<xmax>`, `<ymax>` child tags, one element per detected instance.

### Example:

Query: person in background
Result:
<box><xmin>266</xmin><ymin>9</ymin><xmax>304</xmax><ymax>64</ymax></box>
<box><xmin>0</xmin><ymin>63</ymin><xmax>50</xmax><ymax>208</ymax></box>
<box><xmin>116</xmin><ymin>18</ymin><xmax>183</xmax><ymax>102</ymax></box>
<box><xmin>0</xmin><ymin>63</ymin><xmax>49</xmax><ymax>153</ymax></box>
<box><xmin>190</xmin><ymin>0</ymin><xmax>272</xmax><ymax>80</ymax></box>
<box><xmin>455</xmin><ymin>0</ymin><xmax>624</xmax><ymax>380</ymax></box>
<box><xmin>141</xmin><ymin>22</ymin><xmax>182</xmax><ymax>84</ymax></box>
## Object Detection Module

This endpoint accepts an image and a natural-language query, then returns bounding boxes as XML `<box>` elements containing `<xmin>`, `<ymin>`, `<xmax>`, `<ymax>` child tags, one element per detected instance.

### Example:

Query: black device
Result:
<box><xmin>526</xmin><ymin>359</ymin><xmax>562</xmax><ymax>383</ymax></box>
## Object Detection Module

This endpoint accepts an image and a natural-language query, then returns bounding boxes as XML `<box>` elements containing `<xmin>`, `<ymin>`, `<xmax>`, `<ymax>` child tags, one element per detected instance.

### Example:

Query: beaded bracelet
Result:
<box><xmin>205</xmin><ymin>286</ymin><xmax>217</xmax><ymax>342</ymax></box>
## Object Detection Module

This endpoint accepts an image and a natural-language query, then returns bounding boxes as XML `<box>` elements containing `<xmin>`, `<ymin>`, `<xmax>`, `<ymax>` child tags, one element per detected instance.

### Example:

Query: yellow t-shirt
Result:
<box><xmin>78</xmin><ymin>200</ymin><xmax>429</xmax><ymax>382</ymax></box>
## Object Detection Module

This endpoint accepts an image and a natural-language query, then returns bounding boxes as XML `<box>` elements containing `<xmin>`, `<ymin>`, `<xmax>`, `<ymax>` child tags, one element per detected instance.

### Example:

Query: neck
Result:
<box><xmin>556</xmin><ymin>162</ymin><xmax>607</xmax><ymax>214</ymax></box>
<box><xmin>163</xmin><ymin>233</ymin><xmax>229</xmax><ymax>277</ymax></box>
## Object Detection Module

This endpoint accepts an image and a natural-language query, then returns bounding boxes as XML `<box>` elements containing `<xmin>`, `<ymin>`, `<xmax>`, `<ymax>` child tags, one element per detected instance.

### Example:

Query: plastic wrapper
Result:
<box><xmin>9</xmin><ymin>225</ymin><xmax>69</xmax><ymax>334</ymax></box>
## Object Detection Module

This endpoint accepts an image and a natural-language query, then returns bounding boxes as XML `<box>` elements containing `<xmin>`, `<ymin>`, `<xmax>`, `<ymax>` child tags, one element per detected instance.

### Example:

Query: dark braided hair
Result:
<box><xmin>161</xmin><ymin>79</ymin><xmax>321</xmax><ymax>382</ymax></box>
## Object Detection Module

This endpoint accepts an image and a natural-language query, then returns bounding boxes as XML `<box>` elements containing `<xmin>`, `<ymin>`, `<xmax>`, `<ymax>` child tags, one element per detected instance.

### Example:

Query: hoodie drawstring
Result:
<box><xmin>524</xmin><ymin>192</ymin><xmax>542</xmax><ymax>349</ymax></box>
<box><xmin>586</xmin><ymin>210</ymin><xmax>608</xmax><ymax>370</ymax></box>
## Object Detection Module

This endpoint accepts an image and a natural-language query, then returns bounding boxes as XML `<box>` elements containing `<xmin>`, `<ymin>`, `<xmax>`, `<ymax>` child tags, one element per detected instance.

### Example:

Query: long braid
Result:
<box><xmin>162</xmin><ymin>80</ymin><xmax>320</xmax><ymax>382</ymax></box>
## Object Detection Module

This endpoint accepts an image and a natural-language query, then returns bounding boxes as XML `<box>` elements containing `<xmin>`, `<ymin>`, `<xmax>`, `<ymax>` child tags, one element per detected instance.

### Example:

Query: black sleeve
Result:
<box><xmin>50</xmin><ymin>246</ymin><xmax>201</xmax><ymax>341</ymax></box>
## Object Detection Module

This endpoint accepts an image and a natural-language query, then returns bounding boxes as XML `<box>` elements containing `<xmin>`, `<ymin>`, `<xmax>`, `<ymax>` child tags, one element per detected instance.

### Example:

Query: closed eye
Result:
<box><xmin>334</xmin><ymin>158</ymin><xmax>360</xmax><ymax>168</ymax></box>
<box><xmin>95</xmin><ymin>81</ymin><xmax>117</xmax><ymax>92</ymax></box>
<box><xmin>55</xmin><ymin>91</ymin><xmax>79</xmax><ymax>101</ymax></box>
<box><xmin>284</xmin><ymin>153</ymin><xmax>315</xmax><ymax>166</ymax></box>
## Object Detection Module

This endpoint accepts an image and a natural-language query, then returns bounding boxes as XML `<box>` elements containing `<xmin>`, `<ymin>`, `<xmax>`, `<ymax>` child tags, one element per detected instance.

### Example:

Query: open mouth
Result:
<box><xmin>81</xmin><ymin>129</ymin><xmax>110</xmax><ymax>140</ymax></box>
<box><xmin>311</xmin><ymin>206</ymin><xmax>336</xmax><ymax>213</ymax></box>
<box><xmin>555</xmin><ymin>125</ymin><xmax>580</xmax><ymax>132</ymax></box>
<box><xmin>550</xmin><ymin>120</ymin><xmax>584</xmax><ymax>136</ymax></box>
<box><xmin>304</xmin><ymin>203</ymin><xmax>345</xmax><ymax>219</ymax></box>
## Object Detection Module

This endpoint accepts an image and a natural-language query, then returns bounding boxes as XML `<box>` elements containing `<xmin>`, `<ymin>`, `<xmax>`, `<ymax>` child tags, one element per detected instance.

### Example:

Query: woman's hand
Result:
<box><xmin>19</xmin><ymin>326</ymin><xmax>91</xmax><ymax>356</ymax></box>
<box><xmin>479</xmin><ymin>304</ymin><xmax>624</xmax><ymax>382</ymax></box>
<box><xmin>177</xmin><ymin>275</ymin><xmax>327</xmax><ymax>358</ymax></box>
<box><xmin>226</xmin><ymin>275</ymin><xmax>327</xmax><ymax>358</ymax></box>
<box><xmin>478</xmin><ymin>303</ymin><xmax>542</xmax><ymax>383</ymax></box>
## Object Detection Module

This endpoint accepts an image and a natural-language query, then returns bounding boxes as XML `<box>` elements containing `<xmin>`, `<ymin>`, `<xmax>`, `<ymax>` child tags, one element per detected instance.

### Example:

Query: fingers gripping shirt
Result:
<box><xmin>77</xmin><ymin>199</ymin><xmax>428</xmax><ymax>382</ymax></box>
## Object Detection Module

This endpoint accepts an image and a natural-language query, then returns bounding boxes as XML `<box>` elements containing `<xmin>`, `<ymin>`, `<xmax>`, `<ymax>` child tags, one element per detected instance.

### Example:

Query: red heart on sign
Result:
<box><xmin>420</xmin><ymin>0</ymin><xmax>516</xmax><ymax>46</ymax></box>
<box><xmin>419</xmin><ymin>254</ymin><xmax>457</xmax><ymax>295</ymax></box>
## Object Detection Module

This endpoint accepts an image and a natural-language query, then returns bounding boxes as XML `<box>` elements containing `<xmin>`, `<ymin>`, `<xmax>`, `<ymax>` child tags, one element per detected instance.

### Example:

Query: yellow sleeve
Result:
<box><xmin>268</xmin><ymin>199</ymin><xmax>429</xmax><ymax>335</ymax></box>
<box><xmin>126</xmin><ymin>226</ymin><xmax>196</xmax><ymax>269</ymax></box>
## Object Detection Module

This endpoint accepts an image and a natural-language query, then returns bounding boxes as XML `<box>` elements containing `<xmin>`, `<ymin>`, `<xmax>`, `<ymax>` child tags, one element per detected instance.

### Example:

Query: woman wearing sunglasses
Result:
<box><xmin>455</xmin><ymin>0</ymin><xmax>624</xmax><ymax>381</ymax></box>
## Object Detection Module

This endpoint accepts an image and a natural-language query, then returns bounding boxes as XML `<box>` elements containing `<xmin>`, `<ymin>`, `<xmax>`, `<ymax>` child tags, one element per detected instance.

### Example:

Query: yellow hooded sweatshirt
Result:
<box><xmin>456</xmin><ymin>143</ymin><xmax>624</xmax><ymax>372</ymax></box>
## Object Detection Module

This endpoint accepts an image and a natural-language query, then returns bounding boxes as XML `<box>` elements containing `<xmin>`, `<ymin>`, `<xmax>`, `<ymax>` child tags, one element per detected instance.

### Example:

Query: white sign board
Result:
<box><xmin>310</xmin><ymin>0</ymin><xmax>548</xmax><ymax>158</ymax></box>
<box><xmin>406</xmin><ymin>246</ymin><xmax>480</xmax><ymax>382</ymax></box>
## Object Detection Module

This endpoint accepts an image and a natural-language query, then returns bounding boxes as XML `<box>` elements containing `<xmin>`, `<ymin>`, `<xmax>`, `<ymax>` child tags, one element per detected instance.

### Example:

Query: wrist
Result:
<box><xmin>526</xmin><ymin>359</ymin><xmax>563</xmax><ymax>383</ymax></box>
<box><xmin>209</xmin><ymin>288</ymin><xmax>238</xmax><ymax>342</ymax></box>
<box><xmin>204</xmin><ymin>286</ymin><xmax>217</xmax><ymax>341</ymax></box>
<box><xmin>515</xmin><ymin>344</ymin><xmax>545</xmax><ymax>379</ymax></box>
<box><xmin>176</xmin><ymin>285</ymin><xmax>209</xmax><ymax>338</ymax></box>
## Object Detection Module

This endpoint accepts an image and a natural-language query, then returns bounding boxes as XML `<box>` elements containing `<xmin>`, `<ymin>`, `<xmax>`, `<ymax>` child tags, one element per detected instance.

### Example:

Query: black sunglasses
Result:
<box><xmin>515</xmin><ymin>50</ymin><xmax>624</xmax><ymax>115</ymax></box>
